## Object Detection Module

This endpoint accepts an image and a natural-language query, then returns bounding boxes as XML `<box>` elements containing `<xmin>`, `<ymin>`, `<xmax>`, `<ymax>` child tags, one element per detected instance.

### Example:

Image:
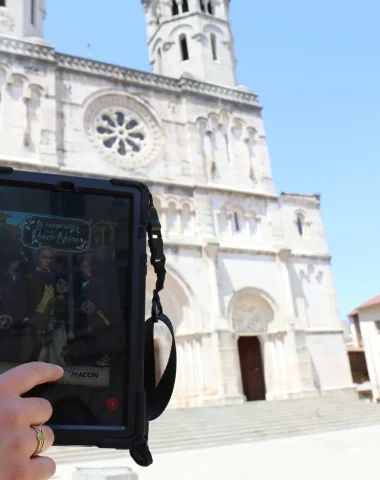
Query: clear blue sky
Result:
<box><xmin>44</xmin><ymin>0</ymin><xmax>380</xmax><ymax>319</ymax></box>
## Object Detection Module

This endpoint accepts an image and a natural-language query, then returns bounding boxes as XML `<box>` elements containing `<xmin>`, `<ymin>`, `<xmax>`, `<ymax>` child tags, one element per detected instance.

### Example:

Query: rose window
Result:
<box><xmin>84</xmin><ymin>92</ymin><xmax>163</xmax><ymax>169</ymax></box>
<box><xmin>95</xmin><ymin>110</ymin><xmax>147</xmax><ymax>157</ymax></box>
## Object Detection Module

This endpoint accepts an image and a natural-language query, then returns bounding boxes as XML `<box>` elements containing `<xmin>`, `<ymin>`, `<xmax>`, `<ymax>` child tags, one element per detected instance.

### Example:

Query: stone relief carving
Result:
<box><xmin>233</xmin><ymin>305</ymin><xmax>266</xmax><ymax>334</ymax></box>
<box><xmin>162</xmin><ymin>41</ymin><xmax>175</xmax><ymax>52</ymax></box>
<box><xmin>0</xmin><ymin>9</ymin><xmax>16</xmax><ymax>35</ymax></box>
<box><xmin>4</xmin><ymin>74</ymin><xmax>44</xmax><ymax>153</ymax></box>
<box><xmin>316</xmin><ymin>270</ymin><xmax>323</xmax><ymax>284</ymax></box>
<box><xmin>192</xmin><ymin>33</ymin><xmax>207</xmax><ymax>45</ymax></box>
<box><xmin>300</xmin><ymin>264</ymin><xmax>323</xmax><ymax>284</ymax></box>
<box><xmin>196</xmin><ymin>110</ymin><xmax>257</xmax><ymax>181</ymax></box>
<box><xmin>24</xmin><ymin>87</ymin><xmax>43</xmax><ymax>149</ymax></box>
<box><xmin>84</xmin><ymin>92</ymin><xmax>163</xmax><ymax>169</ymax></box>
<box><xmin>59</xmin><ymin>81</ymin><xmax>72</xmax><ymax>101</ymax></box>
<box><xmin>168</xmin><ymin>102</ymin><xmax>178</xmax><ymax>114</ymax></box>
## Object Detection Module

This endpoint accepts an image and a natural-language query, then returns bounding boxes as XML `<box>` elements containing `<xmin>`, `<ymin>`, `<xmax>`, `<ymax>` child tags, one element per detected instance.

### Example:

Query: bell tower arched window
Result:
<box><xmin>157</xmin><ymin>48</ymin><xmax>162</xmax><ymax>74</ymax></box>
<box><xmin>180</xmin><ymin>34</ymin><xmax>189</xmax><ymax>61</ymax></box>
<box><xmin>200</xmin><ymin>0</ymin><xmax>206</xmax><ymax>12</ymax></box>
<box><xmin>182</xmin><ymin>0</ymin><xmax>189</xmax><ymax>13</ymax></box>
<box><xmin>208</xmin><ymin>1</ymin><xmax>214</xmax><ymax>14</ymax></box>
<box><xmin>31</xmin><ymin>0</ymin><xmax>35</xmax><ymax>24</ymax></box>
<box><xmin>172</xmin><ymin>0</ymin><xmax>179</xmax><ymax>16</ymax></box>
<box><xmin>210</xmin><ymin>33</ymin><xmax>218</xmax><ymax>60</ymax></box>
<box><xmin>234</xmin><ymin>212</ymin><xmax>241</xmax><ymax>233</ymax></box>
<box><xmin>297</xmin><ymin>215</ymin><xmax>304</xmax><ymax>236</ymax></box>
<box><xmin>0</xmin><ymin>1</ymin><xmax>6</xmax><ymax>7</ymax></box>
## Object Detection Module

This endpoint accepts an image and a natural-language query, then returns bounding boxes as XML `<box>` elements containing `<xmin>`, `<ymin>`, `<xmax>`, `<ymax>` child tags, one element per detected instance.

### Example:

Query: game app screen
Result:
<box><xmin>0</xmin><ymin>184</ymin><xmax>131</xmax><ymax>427</ymax></box>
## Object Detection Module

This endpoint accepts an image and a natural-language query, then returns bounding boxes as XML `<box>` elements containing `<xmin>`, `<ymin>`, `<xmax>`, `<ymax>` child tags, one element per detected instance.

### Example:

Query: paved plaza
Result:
<box><xmin>53</xmin><ymin>424</ymin><xmax>380</xmax><ymax>479</ymax></box>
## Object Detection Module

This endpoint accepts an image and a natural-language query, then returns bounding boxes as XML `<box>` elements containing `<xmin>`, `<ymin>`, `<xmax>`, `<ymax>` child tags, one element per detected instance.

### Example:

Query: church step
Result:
<box><xmin>49</xmin><ymin>397</ymin><xmax>380</xmax><ymax>465</ymax></box>
<box><xmin>51</xmin><ymin>416</ymin><xmax>380</xmax><ymax>465</ymax></box>
<box><xmin>150</xmin><ymin>413</ymin><xmax>380</xmax><ymax>442</ymax></box>
<box><xmin>50</xmin><ymin>412</ymin><xmax>380</xmax><ymax>465</ymax></box>
<box><xmin>149</xmin><ymin>405</ymin><xmax>380</xmax><ymax>432</ymax></box>
<box><xmin>159</xmin><ymin>401</ymin><xmax>369</xmax><ymax>419</ymax></box>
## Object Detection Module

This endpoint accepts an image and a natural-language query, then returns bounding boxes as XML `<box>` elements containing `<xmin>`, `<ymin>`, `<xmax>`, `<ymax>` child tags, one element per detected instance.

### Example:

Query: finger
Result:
<box><xmin>28</xmin><ymin>425</ymin><xmax>55</xmax><ymax>457</ymax></box>
<box><xmin>0</xmin><ymin>362</ymin><xmax>63</xmax><ymax>396</ymax></box>
<box><xmin>21</xmin><ymin>397</ymin><xmax>53</xmax><ymax>426</ymax></box>
<box><xmin>0</xmin><ymin>398</ymin><xmax>53</xmax><ymax>429</ymax></box>
<box><xmin>29</xmin><ymin>455</ymin><xmax>57</xmax><ymax>480</ymax></box>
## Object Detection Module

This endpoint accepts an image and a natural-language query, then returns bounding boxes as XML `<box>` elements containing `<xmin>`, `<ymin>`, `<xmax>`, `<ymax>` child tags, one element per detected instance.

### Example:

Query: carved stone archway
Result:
<box><xmin>231</xmin><ymin>291</ymin><xmax>275</xmax><ymax>402</ymax></box>
<box><xmin>231</xmin><ymin>291</ymin><xmax>274</xmax><ymax>335</ymax></box>
<box><xmin>233</xmin><ymin>304</ymin><xmax>266</xmax><ymax>335</ymax></box>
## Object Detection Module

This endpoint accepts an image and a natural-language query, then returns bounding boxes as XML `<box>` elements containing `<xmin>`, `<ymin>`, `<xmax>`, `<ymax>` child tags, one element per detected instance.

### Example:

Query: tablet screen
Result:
<box><xmin>0</xmin><ymin>184</ymin><xmax>132</xmax><ymax>427</ymax></box>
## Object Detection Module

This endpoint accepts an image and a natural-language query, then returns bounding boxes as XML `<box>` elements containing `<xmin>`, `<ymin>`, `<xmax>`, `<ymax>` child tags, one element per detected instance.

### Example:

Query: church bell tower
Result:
<box><xmin>142</xmin><ymin>0</ymin><xmax>237</xmax><ymax>87</ymax></box>
<box><xmin>0</xmin><ymin>0</ymin><xmax>45</xmax><ymax>40</ymax></box>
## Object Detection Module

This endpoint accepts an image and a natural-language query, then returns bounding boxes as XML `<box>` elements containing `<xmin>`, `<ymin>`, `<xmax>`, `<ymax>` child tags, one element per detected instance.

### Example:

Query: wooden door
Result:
<box><xmin>238</xmin><ymin>336</ymin><xmax>266</xmax><ymax>401</ymax></box>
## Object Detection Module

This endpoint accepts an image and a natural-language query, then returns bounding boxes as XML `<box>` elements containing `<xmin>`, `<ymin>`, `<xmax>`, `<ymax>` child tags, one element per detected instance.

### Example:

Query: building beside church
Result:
<box><xmin>348</xmin><ymin>296</ymin><xmax>380</xmax><ymax>400</ymax></box>
<box><xmin>0</xmin><ymin>0</ymin><xmax>354</xmax><ymax>407</ymax></box>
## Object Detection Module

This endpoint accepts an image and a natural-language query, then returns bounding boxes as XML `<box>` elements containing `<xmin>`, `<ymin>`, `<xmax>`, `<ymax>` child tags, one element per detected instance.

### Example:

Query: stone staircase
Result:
<box><xmin>50</xmin><ymin>396</ymin><xmax>380</xmax><ymax>465</ymax></box>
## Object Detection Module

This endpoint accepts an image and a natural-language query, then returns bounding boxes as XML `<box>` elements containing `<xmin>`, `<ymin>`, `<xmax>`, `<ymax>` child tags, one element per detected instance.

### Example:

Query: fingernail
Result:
<box><xmin>56</xmin><ymin>365</ymin><xmax>64</xmax><ymax>375</ymax></box>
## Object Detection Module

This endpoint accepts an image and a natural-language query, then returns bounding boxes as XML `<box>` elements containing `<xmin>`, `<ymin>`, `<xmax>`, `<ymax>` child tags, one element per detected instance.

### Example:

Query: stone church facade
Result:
<box><xmin>0</xmin><ymin>0</ymin><xmax>354</xmax><ymax>407</ymax></box>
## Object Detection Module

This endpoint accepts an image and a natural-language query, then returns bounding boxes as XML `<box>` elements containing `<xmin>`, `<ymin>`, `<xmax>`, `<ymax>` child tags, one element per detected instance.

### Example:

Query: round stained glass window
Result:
<box><xmin>84</xmin><ymin>92</ymin><xmax>163</xmax><ymax>169</ymax></box>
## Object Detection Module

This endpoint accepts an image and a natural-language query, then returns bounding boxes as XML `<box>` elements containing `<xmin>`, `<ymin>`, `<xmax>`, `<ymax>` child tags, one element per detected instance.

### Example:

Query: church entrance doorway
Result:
<box><xmin>238</xmin><ymin>336</ymin><xmax>266</xmax><ymax>401</ymax></box>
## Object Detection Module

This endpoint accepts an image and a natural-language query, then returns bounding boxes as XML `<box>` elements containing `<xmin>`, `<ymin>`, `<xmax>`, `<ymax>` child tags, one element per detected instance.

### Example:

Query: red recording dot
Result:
<box><xmin>106</xmin><ymin>398</ymin><xmax>119</xmax><ymax>411</ymax></box>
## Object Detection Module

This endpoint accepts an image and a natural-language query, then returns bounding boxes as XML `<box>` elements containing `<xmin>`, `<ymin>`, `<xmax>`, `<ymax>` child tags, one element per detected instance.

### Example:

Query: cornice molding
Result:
<box><xmin>59</xmin><ymin>166</ymin><xmax>277</xmax><ymax>200</ymax></box>
<box><xmin>306</xmin><ymin>328</ymin><xmax>344</xmax><ymax>334</ymax></box>
<box><xmin>57</xmin><ymin>54</ymin><xmax>260</xmax><ymax>107</ymax></box>
<box><xmin>145</xmin><ymin>239</ymin><xmax>332</xmax><ymax>262</ymax></box>
<box><xmin>291</xmin><ymin>252</ymin><xmax>332</xmax><ymax>261</ymax></box>
<box><xmin>280</xmin><ymin>192</ymin><xmax>321</xmax><ymax>208</ymax></box>
<box><xmin>0</xmin><ymin>36</ymin><xmax>260</xmax><ymax>107</ymax></box>
<box><xmin>177</xmin><ymin>77</ymin><xmax>260</xmax><ymax>107</ymax></box>
<box><xmin>0</xmin><ymin>36</ymin><xmax>55</xmax><ymax>61</ymax></box>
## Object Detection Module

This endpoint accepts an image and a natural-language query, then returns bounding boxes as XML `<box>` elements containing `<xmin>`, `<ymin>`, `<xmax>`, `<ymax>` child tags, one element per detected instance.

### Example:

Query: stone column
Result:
<box><xmin>161</xmin><ymin>0</ymin><xmax>173</xmax><ymax>18</ymax></box>
<box><xmin>216</xmin><ymin>328</ymin><xmax>244</xmax><ymax>404</ymax></box>
<box><xmin>188</xmin><ymin>0</ymin><xmax>201</xmax><ymax>13</ymax></box>
<box><xmin>203</xmin><ymin>242</ymin><xmax>223</xmax><ymax>329</ymax></box>
<box><xmin>274</xmin><ymin>248</ymin><xmax>317</xmax><ymax>397</ymax></box>
<box><xmin>294</xmin><ymin>329</ymin><xmax>318</xmax><ymax>394</ymax></box>
<box><xmin>275</xmin><ymin>248</ymin><xmax>297</xmax><ymax>328</ymax></box>
<box><xmin>203</xmin><ymin>243</ymin><xmax>243</xmax><ymax>404</ymax></box>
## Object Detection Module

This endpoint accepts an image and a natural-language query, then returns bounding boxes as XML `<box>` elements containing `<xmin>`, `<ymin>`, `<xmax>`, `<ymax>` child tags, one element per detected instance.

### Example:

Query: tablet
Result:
<box><xmin>0</xmin><ymin>168</ymin><xmax>149</xmax><ymax>449</ymax></box>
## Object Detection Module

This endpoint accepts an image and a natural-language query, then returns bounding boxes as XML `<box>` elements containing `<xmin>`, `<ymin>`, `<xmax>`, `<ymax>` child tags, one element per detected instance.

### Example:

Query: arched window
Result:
<box><xmin>297</xmin><ymin>215</ymin><xmax>304</xmax><ymax>236</ymax></box>
<box><xmin>210</xmin><ymin>33</ymin><xmax>218</xmax><ymax>60</ymax></box>
<box><xmin>207</xmin><ymin>1</ymin><xmax>214</xmax><ymax>14</ymax></box>
<box><xmin>167</xmin><ymin>201</ymin><xmax>178</xmax><ymax>231</ymax></box>
<box><xmin>200</xmin><ymin>0</ymin><xmax>206</xmax><ymax>12</ymax></box>
<box><xmin>157</xmin><ymin>48</ymin><xmax>162</xmax><ymax>74</ymax></box>
<box><xmin>172</xmin><ymin>0</ymin><xmax>179</xmax><ymax>16</ymax></box>
<box><xmin>180</xmin><ymin>204</ymin><xmax>192</xmax><ymax>234</ymax></box>
<box><xmin>234</xmin><ymin>212</ymin><xmax>241</xmax><ymax>233</ymax></box>
<box><xmin>0</xmin><ymin>1</ymin><xmax>6</xmax><ymax>7</ymax></box>
<box><xmin>182</xmin><ymin>0</ymin><xmax>189</xmax><ymax>13</ymax></box>
<box><xmin>31</xmin><ymin>0</ymin><xmax>35</xmax><ymax>24</ymax></box>
<box><xmin>225</xmin><ymin>132</ymin><xmax>231</xmax><ymax>163</ymax></box>
<box><xmin>180</xmin><ymin>34</ymin><xmax>189</xmax><ymax>61</ymax></box>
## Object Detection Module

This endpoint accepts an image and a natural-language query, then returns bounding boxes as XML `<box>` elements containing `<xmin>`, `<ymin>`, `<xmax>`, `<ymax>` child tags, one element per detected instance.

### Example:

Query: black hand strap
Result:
<box><xmin>145</xmin><ymin>193</ymin><xmax>177</xmax><ymax>420</ymax></box>
<box><xmin>130</xmin><ymin>193</ymin><xmax>177</xmax><ymax>468</ymax></box>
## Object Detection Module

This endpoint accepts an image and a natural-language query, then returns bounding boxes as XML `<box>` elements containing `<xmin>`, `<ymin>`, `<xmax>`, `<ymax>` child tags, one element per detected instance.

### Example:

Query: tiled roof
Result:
<box><xmin>348</xmin><ymin>294</ymin><xmax>380</xmax><ymax>316</ymax></box>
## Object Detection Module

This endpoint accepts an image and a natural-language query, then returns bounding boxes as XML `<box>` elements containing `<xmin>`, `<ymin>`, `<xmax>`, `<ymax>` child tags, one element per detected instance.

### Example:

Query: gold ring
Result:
<box><xmin>31</xmin><ymin>426</ymin><xmax>46</xmax><ymax>456</ymax></box>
